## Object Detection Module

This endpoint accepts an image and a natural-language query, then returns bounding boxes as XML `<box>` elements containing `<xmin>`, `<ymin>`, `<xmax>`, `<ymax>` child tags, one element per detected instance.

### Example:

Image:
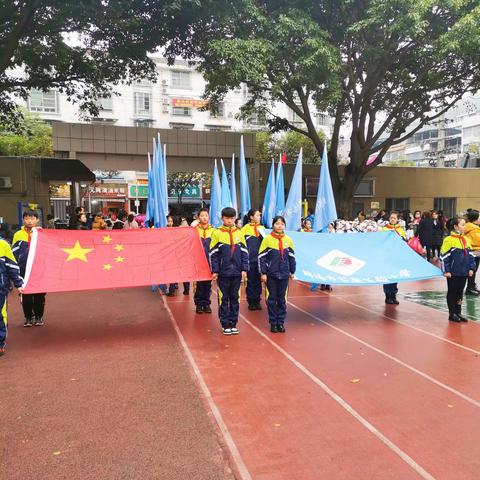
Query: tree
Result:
<box><xmin>0</xmin><ymin>0</ymin><xmax>202</xmax><ymax>127</ymax></box>
<box><xmin>278</xmin><ymin>131</ymin><xmax>324</xmax><ymax>164</ymax></box>
<box><xmin>165</xmin><ymin>0</ymin><xmax>480</xmax><ymax>216</ymax></box>
<box><xmin>0</xmin><ymin>109</ymin><xmax>52</xmax><ymax>155</ymax></box>
<box><xmin>167</xmin><ymin>172</ymin><xmax>210</xmax><ymax>204</ymax></box>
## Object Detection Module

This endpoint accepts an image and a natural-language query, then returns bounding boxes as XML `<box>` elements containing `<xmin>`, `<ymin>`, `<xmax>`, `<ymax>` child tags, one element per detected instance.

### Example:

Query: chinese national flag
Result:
<box><xmin>22</xmin><ymin>228</ymin><xmax>212</xmax><ymax>294</ymax></box>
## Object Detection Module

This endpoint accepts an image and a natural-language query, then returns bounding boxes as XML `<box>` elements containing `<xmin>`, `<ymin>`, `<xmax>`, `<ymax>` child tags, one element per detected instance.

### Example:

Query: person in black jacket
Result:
<box><xmin>75</xmin><ymin>213</ymin><xmax>89</xmax><ymax>230</ymax></box>
<box><xmin>418</xmin><ymin>210</ymin><xmax>445</xmax><ymax>261</ymax></box>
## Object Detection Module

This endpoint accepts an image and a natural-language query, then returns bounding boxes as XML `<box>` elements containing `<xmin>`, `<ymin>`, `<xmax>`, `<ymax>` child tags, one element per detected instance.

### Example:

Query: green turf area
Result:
<box><xmin>403</xmin><ymin>291</ymin><xmax>480</xmax><ymax>321</ymax></box>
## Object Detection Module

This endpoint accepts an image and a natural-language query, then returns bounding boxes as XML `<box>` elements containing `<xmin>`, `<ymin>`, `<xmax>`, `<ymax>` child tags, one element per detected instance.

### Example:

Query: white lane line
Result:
<box><xmin>288</xmin><ymin>301</ymin><xmax>480</xmax><ymax>409</ymax></box>
<box><xmin>162</xmin><ymin>296</ymin><xmax>252</xmax><ymax>480</ymax></box>
<box><xmin>239</xmin><ymin>312</ymin><xmax>435</xmax><ymax>480</ymax></box>
<box><xmin>295</xmin><ymin>280</ymin><xmax>480</xmax><ymax>354</ymax></box>
<box><xmin>337</xmin><ymin>296</ymin><xmax>480</xmax><ymax>355</ymax></box>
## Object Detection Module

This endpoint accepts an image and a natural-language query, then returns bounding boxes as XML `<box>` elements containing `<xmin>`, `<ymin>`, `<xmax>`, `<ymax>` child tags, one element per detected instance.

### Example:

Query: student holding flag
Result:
<box><xmin>242</xmin><ymin>209</ymin><xmax>265</xmax><ymax>310</ymax></box>
<box><xmin>382</xmin><ymin>211</ymin><xmax>407</xmax><ymax>305</ymax></box>
<box><xmin>210</xmin><ymin>207</ymin><xmax>249</xmax><ymax>335</ymax></box>
<box><xmin>0</xmin><ymin>223</ymin><xmax>24</xmax><ymax>356</ymax></box>
<box><xmin>258</xmin><ymin>216</ymin><xmax>296</xmax><ymax>333</ymax></box>
<box><xmin>195</xmin><ymin>208</ymin><xmax>215</xmax><ymax>314</ymax></box>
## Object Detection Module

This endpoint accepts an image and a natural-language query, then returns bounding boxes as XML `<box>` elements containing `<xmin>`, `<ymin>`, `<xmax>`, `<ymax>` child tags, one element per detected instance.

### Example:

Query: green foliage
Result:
<box><xmin>0</xmin><ymin>0</ymin><xmax>203</xmax><ymax>127</ymax></box>
<box><xmin>0</xmin><ymin>109</ymin><xmax>52</xmax><ymax>156</ymax></box>
<box><xmin>255</xmin><ymin>130</ymin><xmax>325</xmax><ymax>164</ymax></box>
<box><xmin>164</xmin><ymin>0</ymin><xmax>480</xmax><ymax>216</ymax></box>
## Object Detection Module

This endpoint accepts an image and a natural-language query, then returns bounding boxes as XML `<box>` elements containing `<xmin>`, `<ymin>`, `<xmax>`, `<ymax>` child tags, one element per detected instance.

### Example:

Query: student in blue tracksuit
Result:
<box><xmin>258</xmin><ymin>215</ymin><xmax>296</xmax><ymax>333</ymax></box>
<box><xmin>440</xmin><ymin>217</ymin><xmax>476</xmax><ymax>322</ymax></box>
<box><xmin>195</xmin><ymin>208</ymin><xmax>215</xmax><ymax>314</ymax></box>
<box><xmin>13</xmin><ymin>210</ymin><xmax>46</xmax><ymax>327</ymax></box>
<box><xmin>0</xmin><ymin>223</ymin><xmax>24</xmax><ymax>356</ymax></box>
<box><xmin>241</xmin><ymin>209</ymin><xmax>265</xmax><ymax>311</ymax></box>
<box><xmin>210</xmin><ymin>207</ymin><xmax>249</xmax><ymax>335</ymax></box>
<box><xmin>382</xmin><ymin>211</ymin><xmax>407</xmax><ymax>305</ymax></box>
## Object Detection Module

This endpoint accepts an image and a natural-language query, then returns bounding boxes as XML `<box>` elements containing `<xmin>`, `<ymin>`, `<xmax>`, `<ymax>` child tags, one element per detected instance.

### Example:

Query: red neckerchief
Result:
<box><xmin>219</xmin><ymin>226</ymin><xmax>238</xmax><ymax>256</ymax></box>
<box><xmin>451</xmin><ymin>233</ymin><xmax>468</xmax><ymax>256</ymax></box>
<box><xmin>271</xmin><ymin>232</ymin><xmax>285</xmax><ymax>259</ymax></box>
<box><xmin>250</xmin><ymin>222</ymin><xmax>260</xmax><ymax>237</ymax></box>
<box><xmin>385</xmin><ymin>223</ymin><xmax>402</xmax><ymax>236</ymax></box>
<box><xmin>198</xmin><ymin>224</ymin><xmax>212</xmax><ymax>239</ymax></box>
<box><xmin>303</xmin><ymin>228</ymin><xmax>313</xmax><ymax>233</ymax></box>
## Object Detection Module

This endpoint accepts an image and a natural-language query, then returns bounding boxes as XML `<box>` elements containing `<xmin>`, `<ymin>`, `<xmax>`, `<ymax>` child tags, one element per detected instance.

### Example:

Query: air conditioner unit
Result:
<box><xmin>162</xmin><ymin>99</ymin><xmax>169</xmax><ymax>105</ymax></box>
<box><xmin>0</xmin><ymin>176</ymin><xmax>12</xmax><ymax>188</ymax></box>
<box><xmin>162</xmin><ymin>107</ymin><xmax>169</xmax><ymax>113</ymax></box>
<box><xmin>161</xmin><ymin>80</ymin><xmax>167</xmax><ymax>85</ymax></box>
<box><xmin>162</xmin><ymin>88</ymin><xmax>168</xmax><ymax>94</ymax></box>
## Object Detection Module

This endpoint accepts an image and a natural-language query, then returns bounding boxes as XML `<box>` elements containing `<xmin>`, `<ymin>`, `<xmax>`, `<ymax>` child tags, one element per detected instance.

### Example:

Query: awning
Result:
<box><xmin>41</xmin><ymin>158</ymin><xmax>95</xmax><ymax>183</ymax></box>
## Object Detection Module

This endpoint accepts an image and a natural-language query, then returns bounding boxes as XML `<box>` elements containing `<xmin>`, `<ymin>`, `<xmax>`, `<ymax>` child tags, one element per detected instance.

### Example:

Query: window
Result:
<box><xmin>171</xmin><ymin>70</ymin><xmax>191</xmax><ymax>89</ymax></box>
<box><xmin>134</xmin><ymin>92</ymin><xmax>151</xmax><ymax>115</ymax></box>
<box><xmin>134</xmin><ymin>119</ymin><xmax>154</xmax><ymax>128</ymax></box>
<box><xmin>172</xmin><ymin>106</ymin><xmax>191</xmax><ymax>116</ymax></box>
<box><xmin>169</xmin><ymin>122</ymin><xmax>194</xmax><ymax>130</ymax></box>
<box><xmin>354</xmin><ymin>179</ymin><xmax>375</xmax><ymax>197</ymax></box>
<box><xmin>386</xmin><ymin>198</ymin><xmax>410</xmax><ymax>212</ymax></box>
<box><xmin>291</xmin><ymin>108</ymin><xmax>303</xmax><ymax>124</ymax></box>
<box><xmin>247</xmin><ymin>111</ymin><xmax>266</xmax><ymax>126</ymax></box>
<box><xmin>316</xmin><ymin>113</ymin><xmax>327</xmax><ymax>126</ymax></box>
<box><xmin>97</xmin><ymin>96</ymin><xmax>113</xmax><ymax>111</ymax></box>
<box><xmin>210</xmin><ymin>102</ymin><xmax>225</xmax><ymax>118</ymax></box>
<box><xmin>434</xmin><ymin>197</ymin><xmax>457</xmax><ymax>218</ymax></box>
<box><xmin>29</xmin><ymin>89</ymin><xmax>58</xmax><ymax>113</ymax></box>
<box><xmin>205</xmin><ymin>125</ymin><xmax>231</xmax><ymax>131</ymax></box>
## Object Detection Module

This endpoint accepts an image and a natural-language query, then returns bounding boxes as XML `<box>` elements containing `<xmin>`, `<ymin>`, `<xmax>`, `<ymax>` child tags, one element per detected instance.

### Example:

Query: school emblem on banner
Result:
<box><xmin>316</xmin><ymin>249</ymin><xmax>366</xmax><ymax>276</ymax></box>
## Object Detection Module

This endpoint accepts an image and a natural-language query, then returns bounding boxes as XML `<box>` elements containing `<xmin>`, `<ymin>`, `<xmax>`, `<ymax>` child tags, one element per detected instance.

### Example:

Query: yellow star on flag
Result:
<box><xmin>115</xmin><ymin>256</ymin><xmax>124</xmax><ymax>263</ymax></box>
<box><xmin>114</xmin><ymin>244</ymin><xmax>124</xmax><ymax>252</ymax></box>
<box><xmin>103</xmin><ymin>264</ymin><xmax>112</xmax><ymax>271</ymax></box>
<box><xmin>102</xmin><ymin>235</ymin><xmax>112</xmax><ymax>244</ymax></box>
<box><xmin>62</xmin><ymin>241</ymin><xmax>94</xmax><ymax>262</ymax></box>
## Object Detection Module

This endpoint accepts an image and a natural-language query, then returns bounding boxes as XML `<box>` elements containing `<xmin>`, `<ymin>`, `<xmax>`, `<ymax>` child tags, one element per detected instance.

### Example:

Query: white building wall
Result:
<box><xmin>15</xmin><ymin>56</ymin><xmax>332</xmax><ymax>138</ymax></box>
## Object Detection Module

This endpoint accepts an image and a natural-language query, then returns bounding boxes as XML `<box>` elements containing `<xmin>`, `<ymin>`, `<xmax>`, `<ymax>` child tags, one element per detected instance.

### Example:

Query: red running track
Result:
<box><xmin>165</xmin><ymin>279</ymin><xmax>480</xmax><ymax>480</ymax></box>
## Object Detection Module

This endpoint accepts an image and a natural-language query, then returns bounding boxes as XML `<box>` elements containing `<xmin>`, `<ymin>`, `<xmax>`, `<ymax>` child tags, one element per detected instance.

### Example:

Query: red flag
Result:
<box><xmin>281</xmin><ymin>152</ymin><xmax>287</xmax><ymax>164</ymax></box>
<box><xmin>22</xmin><ymin>228</ymin><xmax>211</xmax><ymax>294</ymax></box>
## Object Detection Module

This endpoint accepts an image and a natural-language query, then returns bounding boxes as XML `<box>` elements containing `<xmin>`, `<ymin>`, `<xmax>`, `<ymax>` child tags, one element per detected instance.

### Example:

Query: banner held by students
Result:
<box><xmin>290</xmin><ymin>230</ymin><xmax>442</xmax><ymax>285</ymax></box>
<box><xmin>22</xmin><ymin>228</ymin><xmax>212</xmax><ymax>294</ymax></box>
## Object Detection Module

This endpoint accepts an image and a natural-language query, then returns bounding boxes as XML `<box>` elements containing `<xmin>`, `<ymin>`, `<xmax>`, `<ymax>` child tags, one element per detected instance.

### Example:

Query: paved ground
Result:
<box><xmin>3</xmin><ymin>278</ymin><xmax>480</xmax><ymax>479</ymax></box>
<box><xmin>1</xmin><ymin>288</ymin><xmax>236</xmax><ymax>480</ymax></box>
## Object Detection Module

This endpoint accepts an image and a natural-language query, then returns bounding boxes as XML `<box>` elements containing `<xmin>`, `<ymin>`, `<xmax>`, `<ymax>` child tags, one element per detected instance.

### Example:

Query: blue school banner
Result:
<box><xmin>290</xmin><ymin>231</ymin><xmax>442</xmax><ymax>285</ymax></box>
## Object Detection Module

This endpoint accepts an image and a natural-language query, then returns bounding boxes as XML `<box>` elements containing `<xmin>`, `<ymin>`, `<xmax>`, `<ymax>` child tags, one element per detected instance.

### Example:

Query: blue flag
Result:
<box><xmin>275</xmin><ymin>155</ymin><xmax>285</xmax><ymax>216</ymax></box>
<box><xmin>262</xmin><ymin>160</ymin><xmax>276</xmax><ymax>228</ymax></box>
<box><xmin>161</xmin><ymin>141</ymin><xmax>169</xmax><ymax>221</ymax></box>
<box><xmin>230</xmin><ymin>154</ymin><xmax>238</xmax><ymax>213</ymax></box>
<box><xmin>154</xmin><ymin>136</ymin><xmax>168</xmax><ymax>228</ymax></box>
<box><xmin>283</xmin><ymin>148</ymin><xmax>303</xmax><ymax>232</ymax></box>
<box><xmin>144</xmin><ymin>152</ymin><xmax>154</xmax><ymax>227</ymax></box>
<box><xmin>289</xmin><ymin>231</ymin><xmax>442</xmax><ymax>285</ymax></box>
<box><xmin>239</xmin><ymin>135</ymin><xmax>251</xmax><ymax>218</ymax></box>
<box><xmin>209</xmin><ymin>159</ymin><xmax>223</xmax><ymax>227</ymax></box>
<box><xmin>220</xmin><ymin>159</ymin><xmax>233</xmax><ymax>209</ymax></box>
<box><xmin>313</xmin><ymin>144</ymin><xmax>337</xmax><ymax>233</ymax></box>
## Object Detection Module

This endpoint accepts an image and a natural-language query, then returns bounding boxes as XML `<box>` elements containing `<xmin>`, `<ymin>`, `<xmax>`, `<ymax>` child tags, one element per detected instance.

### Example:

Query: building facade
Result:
<box><xmin>17</xmin><ymin>57</ymin><xmax>332</xmax><ymax>138</ymax></box>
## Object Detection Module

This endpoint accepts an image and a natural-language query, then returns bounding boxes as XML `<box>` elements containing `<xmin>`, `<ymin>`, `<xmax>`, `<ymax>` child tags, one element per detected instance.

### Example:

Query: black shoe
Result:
<box><xmin>203</xmin><ymin>305</ymin><xmax>212</xmax><ymax>314</ymax></box>
<box><xmin>320</xmin><ymin>284</ymin><xmax>326</xmax><ymax>291</ymax></box>
<box><xmin>385</xmin><ymin>296</ymin><xmax>395</xmax><ymax>305</ymax></box>
<box><xmin>270</xmin><ymin>324</ymin><xmax>278</xmax><ymax>333</ymax></box>
<box><xmin>165</xmin><ymin>292</ymin><xmax>174</xmax><ymax>297</ymax></box>
<box><xmin>183</xmin><ymin>290</ymin><xmax>190</xmax><ymax>295</ymax></box>
<box><xmin>248</xmin><ymin>304</ymin><xmax>256</xmax><ymax>311</ymax></box>
<box><xmin>277</xmin><ymin>324</ymin><xmax>286</xmax><ymax>333</ymax></box>
<box><xmin>449</xmin><ymin>313</ymin><xmax>462</xmax><ymax>323</ymax></box>
<box><xmin>465</xmin><ymin>289</ymin><xmax>480</xmax><ymax>296</ymax></box>
<box><xmin>392</xmin><ymin>295</ymin><xmax>400</xmax><ymax>305</ymax></box>
<box><xmin>255</xmin><ymin>304</ymin><xmax>263</xmax><ymax>310</ymax></box>
<box><xmin>23</xmin><ymin>318</ymin><xmax>33</xmax><ymax>327</ymax></box>
<box><xmin>195</xmin><ymin>305</ymin><xmax>203</xmax><ymax>314</ymax></box>
<box><xmin>34</xmin><ymin>317</ymin><xmax>44</xmax><ymax>326</ymax></box>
